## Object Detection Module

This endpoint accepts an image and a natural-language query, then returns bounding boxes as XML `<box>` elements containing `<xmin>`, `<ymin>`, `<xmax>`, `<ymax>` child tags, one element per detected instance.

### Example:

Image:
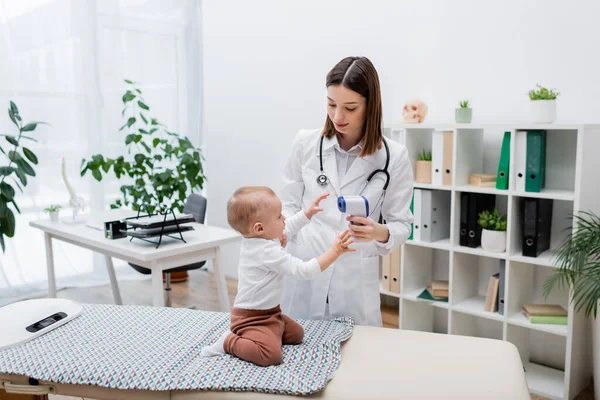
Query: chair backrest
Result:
<box><xmin>183</xmin><ymin>193</ymin><xmax>207</xmax><ymax>224</ymax></box>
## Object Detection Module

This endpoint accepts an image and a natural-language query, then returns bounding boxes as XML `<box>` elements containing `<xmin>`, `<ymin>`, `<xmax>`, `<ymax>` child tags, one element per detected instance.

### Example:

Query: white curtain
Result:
<box><xmin>0</xmin><ymin>0</ymin><xmax>203</xmax><ymax>305</ymax></box>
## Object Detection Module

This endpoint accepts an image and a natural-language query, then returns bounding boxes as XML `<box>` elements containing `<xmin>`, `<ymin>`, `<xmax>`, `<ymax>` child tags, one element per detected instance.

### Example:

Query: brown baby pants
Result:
<box><xmin>223</xmin><ymin>305</ymin><xmax>304</xmax><ymax>367</ymax></box>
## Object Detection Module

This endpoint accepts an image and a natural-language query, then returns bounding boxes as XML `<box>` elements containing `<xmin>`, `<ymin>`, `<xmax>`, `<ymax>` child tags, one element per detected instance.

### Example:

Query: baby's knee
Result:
<box><xmin>258</xmin><ymin>348</ymin><xmax>283</xmax><ymax>367</ymax></box>
<box><xmin>287</xmin><ymin>326</ymin><xmax>304</xmax><ymax>345</ymax></box>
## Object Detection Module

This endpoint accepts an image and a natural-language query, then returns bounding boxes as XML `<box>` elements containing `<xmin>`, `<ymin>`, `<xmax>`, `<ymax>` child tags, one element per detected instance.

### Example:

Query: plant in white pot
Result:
<box><xmin>478</xmin><ymin>208</ymin><xmax>507</xmax><ymax>253</ymax></box>
<box><xmin>455</xmin><ymin>100</ymin><xmax>472</xmax><ymax>123</ymax></box>
<box><xmin>43</xmin><ymin>204</ymin><xmax>61</xmax><ymax>222</ymax></box>
<box><xmin>544</xmin><ymin>211</ymin><xmax>600</xmax><ymax>399</ymax></box>
<box><xmin>528</xmin><ymin>84</ymin><xmax>559</xmax><ymax>123</ymax></box>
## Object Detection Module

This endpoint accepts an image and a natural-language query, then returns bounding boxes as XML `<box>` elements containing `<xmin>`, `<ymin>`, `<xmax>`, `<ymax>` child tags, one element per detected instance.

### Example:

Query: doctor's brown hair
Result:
<box><xmin>323</xmin><ymin>56</ymin><xmax>383</xmax><ymax>158</ymax></box>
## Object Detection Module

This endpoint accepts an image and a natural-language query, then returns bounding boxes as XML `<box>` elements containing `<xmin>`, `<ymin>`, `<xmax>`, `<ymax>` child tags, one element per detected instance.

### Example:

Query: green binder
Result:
<box><xmin>525</xmin><ymin>130</ymin><xmax>547</xmax><ymax>193</ymax></box>
<box><xmin>408</xmin><ymin>190</ymin><xmax>415</xmax><ymax>240</ymax></box>
<box><xmin>417</xmin><ymin>288</ymin><xmax>448</xmax><ymax>302</ymax></box>
<box><xmin>496</xmin><ymin>131</ymin><xmax>510</xmax><ymax>190</ymax></box>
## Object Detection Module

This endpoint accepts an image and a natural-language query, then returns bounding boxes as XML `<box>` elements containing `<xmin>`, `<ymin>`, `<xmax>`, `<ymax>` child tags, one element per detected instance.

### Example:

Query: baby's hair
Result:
<box><xmin>227</xmin><ymin>186</ymin><xmax>277</xmax><ymax>235</ymax></box>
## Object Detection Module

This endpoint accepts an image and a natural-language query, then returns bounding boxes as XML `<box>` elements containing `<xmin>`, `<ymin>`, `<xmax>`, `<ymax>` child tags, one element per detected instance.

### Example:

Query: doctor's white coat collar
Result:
<box><xmin>316</xmin><ymin>133</ymin><xmax>380</xmax><ymax>195</ymax></box>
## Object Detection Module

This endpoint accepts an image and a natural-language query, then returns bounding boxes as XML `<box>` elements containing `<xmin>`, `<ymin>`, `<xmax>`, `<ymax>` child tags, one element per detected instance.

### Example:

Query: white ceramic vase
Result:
<box><xmin>481</xmin><ymin>229</ymin><xmax>506</xmax><ymax>253</ymax></box>
<box><xmin>531</xmin><ymin>99</ymin><xmax>556</xmax><ymax>124</ymax></box>
<box><xmin>49</xmin><ymin>211</ymin><xmax>59</xmax><ymax>222</ymax></box>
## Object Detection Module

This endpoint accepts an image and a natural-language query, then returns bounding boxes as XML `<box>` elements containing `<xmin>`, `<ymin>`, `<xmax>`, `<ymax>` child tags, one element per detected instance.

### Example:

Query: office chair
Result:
<box><xmin>128</xmin><ymin>193</ymin><xmax>207</xmax><ymax>307</ymax></box>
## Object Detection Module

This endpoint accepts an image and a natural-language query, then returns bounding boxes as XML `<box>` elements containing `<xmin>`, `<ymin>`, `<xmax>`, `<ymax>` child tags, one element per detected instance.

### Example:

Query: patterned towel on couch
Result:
<box><xmin>0</xmin><ymin>304</ymin><xmax>354</xmax><ymax>395</ymax></box>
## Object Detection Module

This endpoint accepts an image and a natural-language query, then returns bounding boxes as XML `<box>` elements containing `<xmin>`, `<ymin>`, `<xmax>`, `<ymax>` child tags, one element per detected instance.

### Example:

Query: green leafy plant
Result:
<box><xmin>528</xmin><ymin>84</ymin><xmax>560</xmax><ymax>100</ymax></box>
<box><xmin>459</xmin><ymin>100</ymin><xmax>470</xmax><ymax>108</ymax></box>
<box><xmin>477</xmin><ymin>209</ymin><xmax>507</xmax><ymax>231</ymax></box>
<box><xmin>43</xmin><ymin>204</ymin><xmax>62</xmax><ymax>213</ymax></box>
<box><xmin>0</xmin><ymin>102</ymin><xmax>45</xmax><ymax>252</ymax></box>
<box><xmin>544</xmin><ymin>211</ymin><xmax>600</xmax><ymax>318</ymax></box>
<box><xmin>81</xmin><ymin>80</ymin><xmax>206</xmax><ymax>214</ymax></box>
<box><xmin>417</xmin><ymin>149</ymin><xmax>432</xmax><ymax>161</ymax></box>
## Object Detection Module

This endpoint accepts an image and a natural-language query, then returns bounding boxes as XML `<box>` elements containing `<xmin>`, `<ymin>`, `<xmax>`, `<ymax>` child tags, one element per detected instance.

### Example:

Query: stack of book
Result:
<box><xmin>417</xmin><ymin>280</ymin><xmax>448</xmax><ymax>302</ymax></box>
<box><xmin>523</xmin><ymin>304</ymin><xmax>568</xmax><ymax>325</ymax></box>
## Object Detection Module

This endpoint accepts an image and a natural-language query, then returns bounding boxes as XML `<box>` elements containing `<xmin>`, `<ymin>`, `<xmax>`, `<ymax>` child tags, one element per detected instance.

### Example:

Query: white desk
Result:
<box><xmin>29</xmin><ymin>210</ymin><xmax>241</xmax><ymax>310</ymax></box>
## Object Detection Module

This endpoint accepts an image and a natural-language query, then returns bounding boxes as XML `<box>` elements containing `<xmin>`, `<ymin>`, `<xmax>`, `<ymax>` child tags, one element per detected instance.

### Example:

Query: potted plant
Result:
<box><xmin>477</xmin><ymin>208</ymin><xmax>507</xmax><ymax>252</ymax></box>
<box><xmin>455</xmin><ymin>100</ymin><xmax>472</xmax><ymax>123</ymax></box>
<box><xmin>528</xmin><ymin>84</ymin><xmax>559</xmax><ymax>123</ymax></box>
<box><xmin>415</xmin><ymin>149</ymin><xmax>432</xmax><ymax>184</ymax></box>
<box><xmin>544</xmin><ymin>211</ymin><xmax>600</xmax><ymax>400</ymax></box>
<box><xmin>0</xmin><ymin>101</ymin><xmax>45</xmax><ymax>252</ymax></box>
<box><xmin>44</xmin><ymin>204</ymin><xmax>62</xmax><ymax>222</ymax></box>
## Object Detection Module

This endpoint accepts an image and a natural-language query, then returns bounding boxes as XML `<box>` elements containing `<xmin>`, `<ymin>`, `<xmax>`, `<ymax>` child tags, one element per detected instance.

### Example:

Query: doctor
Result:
<box><xmin>280</xmin><ymin>56</ymin><xmax>414</xmax><ymax>326</ymax></box>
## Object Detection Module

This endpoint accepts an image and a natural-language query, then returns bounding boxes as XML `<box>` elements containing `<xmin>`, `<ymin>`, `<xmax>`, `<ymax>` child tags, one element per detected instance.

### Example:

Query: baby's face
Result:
<box><xmin>259</xmin><ymin>196</ymin><xmax>286</xmax><ymax>240</ymax></box>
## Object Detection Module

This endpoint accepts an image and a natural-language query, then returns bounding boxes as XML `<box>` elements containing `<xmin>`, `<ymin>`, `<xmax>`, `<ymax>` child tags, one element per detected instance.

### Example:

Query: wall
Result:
<box><xmin>202</xmin><ymin>0</ymin><xmax>600</xmax><ymax>278</ymax></box>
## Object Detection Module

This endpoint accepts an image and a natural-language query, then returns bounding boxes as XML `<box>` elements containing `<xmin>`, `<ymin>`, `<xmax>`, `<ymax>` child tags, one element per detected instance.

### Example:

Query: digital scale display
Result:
<box><xmin>26</xmin><ymin>312</ymin><xmax>67</xmax><ymax>333</ymax></box>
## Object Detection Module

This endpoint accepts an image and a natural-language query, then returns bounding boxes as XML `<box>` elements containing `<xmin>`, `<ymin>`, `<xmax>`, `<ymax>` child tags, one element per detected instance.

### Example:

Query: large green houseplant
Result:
<box><xmin>544</xmin><ymin>210</ymin><xmax>600</xmax><ymax>399</ymax></box>
<box><xmin>81</xmin><ymin>80</ymin><xmax>206</xmax><ymax>214</ymax></box>
<box><xmin>0</xmin><ymin>102</ymin><xmax>44</xmax><ymax>252</ymax></box>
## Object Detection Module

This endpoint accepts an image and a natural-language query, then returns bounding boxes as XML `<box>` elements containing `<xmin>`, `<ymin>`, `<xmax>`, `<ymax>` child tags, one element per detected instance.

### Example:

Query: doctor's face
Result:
<box><xmin>327</xmin><ymin>84</ymin><xmax>367</xmax><ymax>139</ymax></box>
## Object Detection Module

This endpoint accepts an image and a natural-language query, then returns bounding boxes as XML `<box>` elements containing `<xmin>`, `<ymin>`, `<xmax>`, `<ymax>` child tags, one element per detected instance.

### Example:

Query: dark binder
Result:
<box><xmin>498</xmin><ymin>259</ymin><xmax>506</xmax><ymax>315</ymax></box>
<box><xmin>522</xmin><ymin>198</ymin><xmax>553</xmax><ymax>257</ymax></box>
<box><xmin>467</xmin><ymin>193</ymin><xmax>495</xmax><ymax>248</ymax></box>
<box><xmin>525</xmin><ymin>130</ymin><xmax>547</xmax><ymax>193</ymax></box>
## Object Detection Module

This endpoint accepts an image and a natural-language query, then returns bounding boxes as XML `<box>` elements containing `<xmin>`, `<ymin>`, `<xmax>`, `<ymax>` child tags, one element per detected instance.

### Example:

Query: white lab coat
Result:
<box><xmin>280</xmin><ymin>128</ymin><xmax>414</xmax><ymax>326</ymax></box>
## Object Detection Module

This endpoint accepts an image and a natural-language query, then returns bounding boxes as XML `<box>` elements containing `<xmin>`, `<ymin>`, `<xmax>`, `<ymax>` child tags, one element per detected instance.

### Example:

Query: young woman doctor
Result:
<box><xmin>279</xmin><ymin>56</ymin><xmax>414</xmax><ymax>326</ymax></box>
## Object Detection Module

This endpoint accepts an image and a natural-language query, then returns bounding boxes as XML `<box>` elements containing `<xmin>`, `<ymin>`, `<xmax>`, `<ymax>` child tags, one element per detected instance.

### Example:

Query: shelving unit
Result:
<box><xmin>380</xmin><ymin>123</ymin><xmax>600</xmax><ymax>400</ymax></box>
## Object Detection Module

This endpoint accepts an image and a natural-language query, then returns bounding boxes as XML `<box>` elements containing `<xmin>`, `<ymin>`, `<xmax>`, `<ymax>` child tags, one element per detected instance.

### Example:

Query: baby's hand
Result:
<box><xmin>332</xmin><ymin>229</ymin><xmax>355</xmax><ymax>256</ymax></box>
<box><xmin>304</xmin><ymin>192</ymin><xmax>330</xmax><ymax>219</ymax></box>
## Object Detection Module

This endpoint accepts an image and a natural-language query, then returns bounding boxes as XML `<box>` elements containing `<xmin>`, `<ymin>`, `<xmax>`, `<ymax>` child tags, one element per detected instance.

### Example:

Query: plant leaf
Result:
<box><xmin>122</xmin><ymin>92</ymin><xmax>136</xmax><ymax>103</ymax></box>
<box><xmin>3</xmin><ymin>208</ymin><xmax>15</xmax><ymax>238</ymax></box>
<box><xmin>23</xmin><ymin>147</ymin><xmax>38</xmax><ymax>164</ymax></box>
<box><xmin>14</xmin><ymin>169</ymin><xmax>27</xmax><ymax>185</ymax></box>
<box><xmin>124</xmin><ymin>79</ymin><xmax>134</xmax><ymax>84</ymax></box>
<box><xmin>11</xmin><ymin>199</ymin><xmax>20</xmax><ymax>214</ymax></box>
<box><xmin>22</xmin><ymin>121</ymin><xmax>47</xmax><ymax>132</ymax></box>
<box><xmin>17</xmin><ymin>159</ymin><xmax>35</xmax><ymax>176</ymax></box>
<box><xmin>5</xmin><ymin>136</ymin><xmax>18</xmax><ymax>146</ymax></box>
<box><xmin>92</xmin><ymin>169</ymin><xmax>102</xmax><ymax>181</ymax></box>
<box><xmin>140</xmin><ymin>113</ymin><xmax>148</xmax><ymax>125</ymax></box>
<box><xmin>127</xmin><ymin>117</ymin><xmax>136</xmax><ymax>128</ymax></box>
<box><xmin>0</xmin><ymin>166</ymin><xmax>15</xmax><ymax>176</ymax></box>
<box><xmin>137</xmin><ymin>101</ymin><xmax>149</xmax><ymax>110</ymax></box>
<box><xmin>0</xmin><ymin>182</ymin><xmax>15</xmax><ymax>201</ymax></box>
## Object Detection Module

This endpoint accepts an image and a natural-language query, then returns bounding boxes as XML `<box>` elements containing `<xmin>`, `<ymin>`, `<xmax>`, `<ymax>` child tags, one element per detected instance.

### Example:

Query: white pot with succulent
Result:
<box><xmin>455</xmin><ymin>100</ymin><xmax>472</xmax><ymax>123</ymax></box>
<box><xmin>44</xmin><ymin>204</ymin><xmax>62</xmax><ymax>222</ymax></box>
<box><xmin>529</xmin><ymin>84</ymin><xmax>559</xmax><ymax>124</ymax></box>
<box><xmin>477</xmin><ymin>208</ymin><xmax>507</xmax><ymax>253</ymax></box>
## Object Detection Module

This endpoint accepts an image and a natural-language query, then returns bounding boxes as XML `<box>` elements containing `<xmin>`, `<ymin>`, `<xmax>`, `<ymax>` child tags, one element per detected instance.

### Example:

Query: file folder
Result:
<box><xmin>522</xmin><ymin>198</ymin><xmax>553</xmax><ymax>257</ymax></box>
<box><xmin>442</xmin><ymin>131</ymin><xmax>454</xmax><ymax>186</ymax></box>
<box><xmin>515</xmin><ymin>130</ymin><xmax>527</xmax><ymax>192</ymax></box>
<box><xmin>380</xmin><ymin>253</ymin><xmax>391</xmax><ymax>291</ymax></box>
<box><xmin>459</xmin><ymin>192</ymin><xmax>469</xmax><ymax>246</ymax></box>
<box><xmin>498</xmin><ymin>259</ymin><xmax>506</xmax><ymax>315</ymax></box>
<box><xmin>496</xmin><ymin>131</ymin><xmax>510</xmax><ymax>190</ymax></box>
<box><xmin>467</xmin><ymin>193</ymin><xmax>495</xmax><ymax>248</ymax></box>
<box><xmin>421</xmin><ymin>190</ymin><xmax>451</xmax><ymax>242</ymax></box>
<box><xmin>408</xmin><ymin>190</ymin><xmax>414</xmax><ymax>240</ymax></box>
<box><xmin>432</xmin><ymin>130</ymin><xmax>444</xmax><ymax>186</ymax></box>
<box><xmin>413</xmin><ymin>189</ymin><xmax>422</xmax><ymax>241</ymax></box>
<box><xmin>525</xmin><ymin>130</ymin><xmax>547</xmax><ymax>193</ymax></box>
<box><xmin>390</xmin><ymin>247</ymin><xmax>401</xmax><ymax>293</ymax></box>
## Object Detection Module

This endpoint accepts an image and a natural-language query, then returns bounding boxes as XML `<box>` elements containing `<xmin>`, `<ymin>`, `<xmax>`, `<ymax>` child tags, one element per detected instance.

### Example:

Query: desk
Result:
<box><xmin>29</xmin><ymin>210</ymin><xmax>241</xmax><ymax>310</ymax></box>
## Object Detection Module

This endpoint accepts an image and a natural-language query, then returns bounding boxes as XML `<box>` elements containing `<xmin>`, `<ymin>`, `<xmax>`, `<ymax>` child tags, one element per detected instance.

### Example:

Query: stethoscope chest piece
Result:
<box><xmin>317</xmin><ymin>173</ymin><xmax>328</xmax><ymax>186</ymax></box>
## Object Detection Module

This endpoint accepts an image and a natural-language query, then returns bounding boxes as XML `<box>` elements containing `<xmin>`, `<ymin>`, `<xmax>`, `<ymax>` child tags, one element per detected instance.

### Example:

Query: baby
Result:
<box><xmin>201</xmin><ymin>186</ymin><xmax>354</xmax><ymax>367</ymax></box>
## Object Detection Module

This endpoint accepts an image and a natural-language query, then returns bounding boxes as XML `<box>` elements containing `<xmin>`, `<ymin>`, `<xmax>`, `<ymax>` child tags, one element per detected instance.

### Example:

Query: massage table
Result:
<box><xmin>0</xmin><ymin>325</ymin><xmax>530</xmax><ymax>399</ymax></box>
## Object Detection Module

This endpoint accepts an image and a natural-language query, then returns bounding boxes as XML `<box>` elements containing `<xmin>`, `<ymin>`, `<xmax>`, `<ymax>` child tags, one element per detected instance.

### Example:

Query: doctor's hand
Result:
<box><xmin>304</xmin><ymin>192</ymin><xmax>330</xmax><ymax>220</ymax></box>
<box><xmin>346</xmin><ymin>216</ymin><xmax>390</xmax><ymax>243</ymax></box>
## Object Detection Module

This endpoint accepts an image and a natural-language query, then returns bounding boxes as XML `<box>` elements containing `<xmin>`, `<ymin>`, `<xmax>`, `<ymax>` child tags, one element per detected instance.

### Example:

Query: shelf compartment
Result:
<box><xmin>506</xmin><ymin>260</ymin><xmax>569</xmax><ymax>337</ymax></box>
<box><xmin>401</xmin><ymin>299</ymin><xmax>448</xmax><ymax>334</ymax></box>
<box><xmin>509</xmin><ymin>196</ymin><xmax>573</xmax><ymax>264</ymax></box>
<box><xmin>506</xmin><ymin>323</ymin><xmax>566</xmax><ymax>399</ymax></box>
<box><xmin>452</xmin><ymin>252</ymin><xmax>504</xmax><ymax>320</ymax></box>
<box><xmin>402</xmin><ymin>245</ymin><xmax>449</xmax><ymax>306</ymax></box>
<box><xmin>450</xmin><ymin>310</ymin><xmax>503</xmax><ymax>340</ymax></box>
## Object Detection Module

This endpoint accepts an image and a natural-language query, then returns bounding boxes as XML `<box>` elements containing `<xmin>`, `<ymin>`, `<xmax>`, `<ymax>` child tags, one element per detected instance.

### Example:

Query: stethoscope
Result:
<box><xmin>317</xmin><ymin>134</ymin><xmax>391</xmax><ymax>219</ymax></box>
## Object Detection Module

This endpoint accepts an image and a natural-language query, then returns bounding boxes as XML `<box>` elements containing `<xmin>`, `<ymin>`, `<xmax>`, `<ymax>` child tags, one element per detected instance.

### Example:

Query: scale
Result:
<box><xmin>0</xmin><ymin>298</ymin><xmax>83</xmax><ymax>350</ymax></box>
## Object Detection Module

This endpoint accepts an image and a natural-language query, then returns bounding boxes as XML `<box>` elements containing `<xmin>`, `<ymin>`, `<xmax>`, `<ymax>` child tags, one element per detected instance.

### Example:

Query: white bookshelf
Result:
<box><xmin>380</xmin><ymin>123</ymin><xmax>600</xmax><ymax>400</ymax></box>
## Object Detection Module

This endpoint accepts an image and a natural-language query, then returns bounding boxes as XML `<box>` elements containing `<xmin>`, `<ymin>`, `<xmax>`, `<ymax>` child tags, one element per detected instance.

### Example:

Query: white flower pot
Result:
<box><xmin>480</xmin><ymin>229</ymin><xmax>506</xmax><ymax>253</ymax></box>
<box><xmin>530</xmin><ymin>99</ymin><xmax>556</xmax><ymax>124</ymax></box>
<box><xmin>49</xmin><ymin>211</ymin><xmax>59</xmax><ymax>222</ymax></box>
